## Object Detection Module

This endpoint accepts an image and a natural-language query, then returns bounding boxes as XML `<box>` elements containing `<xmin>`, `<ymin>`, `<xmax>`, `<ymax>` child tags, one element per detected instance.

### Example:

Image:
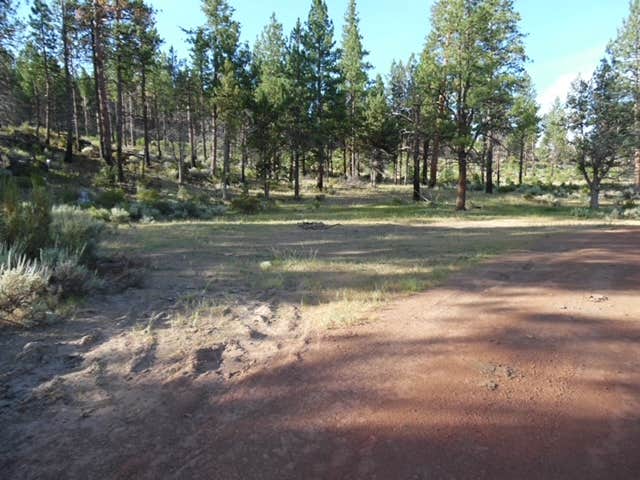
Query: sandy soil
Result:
<box><xmin>1</xmin><ymin>227</ymin><xmax>639</xmax><ymax>479</ymax></box>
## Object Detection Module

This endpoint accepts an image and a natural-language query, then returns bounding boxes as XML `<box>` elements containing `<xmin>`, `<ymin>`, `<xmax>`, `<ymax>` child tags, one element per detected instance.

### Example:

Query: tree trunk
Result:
<box><xmin>92</xmin><ymin>7</ymin><xmax>113</xmax><ymax>166</ymax></box>
<box><xmin>421</xmin><ymin>139</ymin><xmax>430</xmax><ymax>185</ymax></box>
<box><xmin>413</xmin><ymin>111</ymin><xmax>421</xmax><ymax>202</ymax></box>
<box><xmin>241</xmin><ymin>129</ymin><xmax>247</xmax><ymax>185</ymax></box>
<box><xmin>342</xmin><ymin>146</ymin><xmax>347</xmax><ymax>179</ymax></box>
<box><xmin>201</xmin><ymin>113</ymin><xmax>208</xmax><ymax>166</ymax></box>
<box><xmin>263</xmin><ymin>153</ymin><xmax>270</xmax><ymax>200</ymax></box>
<box><xmin>635</xmin><ymin>150</ymin><xmax>640</xmax><ymax>192</ymax></box>
<box><xmin>34</xmin><ymin>84</ymin><xmax>41</xmax><ymax>139</ymax></box>
<box><xmin>485</xmin><ymin>137</ymin><xmax>494</xmax><ymax>194</ymax></box>
<box><xmin>41</xmin><ymin>28</ymin><xmax>51</xmax><ymax>147</ymax></box>
<box><xmin>154</xmin><ymin>95</ymin><xmax>162</xmax><ymax>159</ymax></box>
<box><xmin>518</xmin><ymin>139</ymin><xmax>526</xmax><ymax>186</ymax></box>
<box><xmin>403</xmin><ymin>149</ymin><xmax>409</xmax><ymax>185</ymax></box>
<box><xmin>370</xmin><ymin>150</ymin><xmax>377</xmax><ymax>187</ymax></box>
<box><xmin>177</xmin><ymin>133</ymin><xmax>184</xmax><ymax>185</ymax></box>
<box><xmin>141</xmin><ymin>66</ymin><xmax>150</xmax><ymax>167</ymax></box>
<box><xmin>211</xmin><ymin>107</ymin><xmax>218</xmax><ymax>178</ymax></box>
<box><xmin>61</xmin><ymin>2</ymin><xmax>74</xmax><ymax>163</ymax></box>
<box><xmin>394</xmin><ymin>146</ymin><xmax>399</xmax><ymax>185</ymax></box>
<box><xmin>589</xmin><ymin>185</ymin><xmax>600</xmax><ymax>209</ymax></box>
<box><xmin>128</xmin><ymin>94</ymin><xmax>135</xmax><ymax>146</ymax></box>
<box><xmin>294</xmin><ymin>150</ymin><xmax>300</xmax><ymax>200</ymax></box>
<box><xmin>81</xmin><ymin>91</ymin><xmax>89</xmax><ymax>137</ymax></box>
<box><xmin>71</xmin><ymin>80</ymin><xmax>80</xmax><ymax>151</ymax></box>
<box><xmin>429</xmin><ymin>92</ymin><xmax>446</xmax><ymax>189</ymax></box>
<box><xmin>115</xmin><ymin>43</ymin><xmax>124</xmax><ymax>182</ymax></box>
<box><xmin>222</xmin><ymin>127</ymin><xmax>231</xmax><ymax>200</ymax></box>
<box><xmin>187</xmin><ymin>102</ymin><xmax>196</xmax><ymax>167</ymax></box>
<box><xmin>317</xmin><ymin>148</ymin><xmax>324</xmax><ymax>191</ymax></box>
<box><xmin>456</xmin><ymin>149</ymin><xmax>467</xmax><ymax>211</ymax></box>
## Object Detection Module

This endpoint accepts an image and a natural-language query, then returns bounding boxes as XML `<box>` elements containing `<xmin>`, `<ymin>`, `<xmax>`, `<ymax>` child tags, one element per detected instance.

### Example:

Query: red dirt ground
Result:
<box><xmin>3</xmin><ymin>227</ymin><xmax>640</xmax><ymax>479</ymax></box>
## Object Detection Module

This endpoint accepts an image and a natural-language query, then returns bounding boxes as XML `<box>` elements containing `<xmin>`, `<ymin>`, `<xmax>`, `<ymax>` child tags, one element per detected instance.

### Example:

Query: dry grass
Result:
<box><xmin>100</xmin><ymin>184</ymin><xmax>639</xmax><ymax>331</ymax></box>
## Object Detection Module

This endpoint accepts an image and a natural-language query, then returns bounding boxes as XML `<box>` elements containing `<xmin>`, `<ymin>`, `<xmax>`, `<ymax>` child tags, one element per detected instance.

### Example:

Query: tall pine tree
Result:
<box><xmin>304</xmin><ymin>0</ymin><xmax>340</xmax><ymax>191</ymax></box>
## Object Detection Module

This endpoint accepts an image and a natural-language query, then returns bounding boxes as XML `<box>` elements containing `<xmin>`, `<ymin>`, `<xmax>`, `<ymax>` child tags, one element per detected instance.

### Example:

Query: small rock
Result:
<box><xmin>588</xmin><ymin>295</ymin><xmax>609</xmax><ymax>303</ymax></box>
<box><xmin>17</xmin><ymin>341</ymin><xmax>54</xmax><ymax>363</ymax></box>
<box><xmin>78</xmin><ymin>333</ymin><xmax>100</xmax><ymax>347</ymax></box>
<box><xmin>485</xmin><ymin>381</ymin><xmax>499</xmax><ymax>391</ymax></box>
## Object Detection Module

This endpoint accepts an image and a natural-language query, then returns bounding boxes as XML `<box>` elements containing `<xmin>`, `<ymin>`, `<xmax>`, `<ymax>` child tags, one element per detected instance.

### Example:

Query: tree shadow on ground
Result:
<box><xmin>1</xmin><ymin>226</ymin><xmax>639</xmax><ymax>479</ymax></box>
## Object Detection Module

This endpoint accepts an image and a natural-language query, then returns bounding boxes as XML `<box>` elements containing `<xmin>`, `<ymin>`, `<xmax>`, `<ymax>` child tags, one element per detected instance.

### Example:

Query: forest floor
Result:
<box><xmin>1</xmin><ymin>197</ymin><xmax>639</xmax><ymax>478</ymax></box>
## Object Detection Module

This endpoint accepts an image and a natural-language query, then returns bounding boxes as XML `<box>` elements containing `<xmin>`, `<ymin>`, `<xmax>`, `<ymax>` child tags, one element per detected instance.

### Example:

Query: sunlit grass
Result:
<box><xmin>103</xmin><ymin>183</ymin><xmax>638</xmax><ymax>330</ymax></box>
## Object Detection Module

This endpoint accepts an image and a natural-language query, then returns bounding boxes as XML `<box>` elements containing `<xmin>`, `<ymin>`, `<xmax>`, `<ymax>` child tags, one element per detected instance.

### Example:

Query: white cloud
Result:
<box><xmin>535</xmin><ymin>47</ymin><xmax>604</xmax><ymax>114</ymax></box>
<box><xmin>538</xmin><ymin>73</ymin><xmax>583</xmax><ymax>114</ymax></box>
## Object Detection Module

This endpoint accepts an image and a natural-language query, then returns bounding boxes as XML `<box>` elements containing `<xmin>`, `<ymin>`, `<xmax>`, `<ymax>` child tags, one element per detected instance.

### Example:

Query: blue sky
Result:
<box><xmin>18</xmin><ymin>0</ymin><xmax>632</xmax><ymax>112</ymax></box>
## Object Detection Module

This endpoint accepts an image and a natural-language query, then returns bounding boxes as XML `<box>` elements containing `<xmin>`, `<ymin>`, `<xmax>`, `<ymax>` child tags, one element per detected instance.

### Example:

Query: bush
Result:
<box><xmin>0</xmin><ymin>244</ymin><xmax>51</xmax><ymax>327</ymax></box>
<box><xmin>230</xmin><ymin>195</ymin><xmax>262</xmax><ymax>214</ymax></box>
<box><xmin>623</xmin><ymin>207</ymin><xmax>640</xmax><ymax>219</ymax></box>
<box><xmin>109</xmin><ymin>207</ymin><xmax>131</xmax><ymax>225</ymax></box>
<box><xmin>58</xmin><ymin>186</ymin><xmax>79</xmax><ymax>204</ymax></box>
<box><xmin>497</xmin><ymin>183</ymin><xmax>518</xmax><ymax>194</ymax></box>
<box><xmin>41</xmin><ymin>247</ymin><xmax>102</xmax><ymax>298</ymax></box>
<box><xmin>177</xmin><ymin>186</ymin><xmax>192</xmax><ymax>202</ymax></box>
<box><xmin>95</xmin><ymin>188</ymin><xmax>126</xmax><ymax>209</ymax></box>
<box><xmin>0</xmin><ymin>178</ymin><xmax>51</xmax><ymax>258</ymax></box>
<box><xmin>50</xmin><ymin>205</ymin><xmax>105</xmax><ymax>262</ymax></box>
<box><xmin>571</xmin><ymin>207</ymin><xmax>602</xmax><ymax>219</ymax></box>
<box><xmin>94</xmin><ymin>166</ymin><xmax>117</xmax><ymax>188</ymax></box>
<box><xmin>87</xmin><ymin>206</ymin><xmax>111</xmax><ymax>222</ymax></box>
<box><xmin>136</xmin><ymin>185</ymin><xmax>161</xmax><ymax>204</ymax></box>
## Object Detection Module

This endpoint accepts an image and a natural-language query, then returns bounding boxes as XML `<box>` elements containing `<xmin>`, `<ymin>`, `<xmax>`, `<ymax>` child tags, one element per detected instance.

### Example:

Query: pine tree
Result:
<box><xmin>202</xmin><ymin>0</ymin><xmax>240</xmax><ymax>178</ymax></box>
<box><xmin>77</xmin><ymin>0</ymin><xmax>113</xmax><ymax>167</ymax></box>
<box><xmin>340</xmin><ymin>0</ymin><xmax>369</xmax><ymax>179</ymax></box>
<box><xmin>251</xmin><ymin>13</ymin><xmax>288</xmax><ymax>198</ymax></box>
<box><xmin>0</xmin><ymin>0</ymin><xmax>18</xmax><ymax>49</ymax></box>
<box><xmin>215</xmin><ymin>59</ymin><xmax>243</xmax><ymax>200</ymax></box>
<box><xmin>509</xmin><ymin>77</ymin><xmax>539</xmax><ymax>185</ymax></box>
<box><xmin>58</xmin><ymin>0</ymin><xmax>77</xmax><ymax>162</ymax></box>
<box><xmin>610</xmin><ymin>0</ymin><xmax>640</xmax><ymax>190</ymax></box>
<box><xmin>284</xmin><ymin>18</ymin><xmax>310</xmax><ymax>199</ymax></box>
<box><xmin>187</xmin><ymin>26</ymin><xmax>212</xmax><ymax>166</ymax></box>
<box><xmin>428</xmin><ymin>0</ymin><xmax>527</xmax><ymax>210</ymax></box>
<box><xmin>303</xmin><ymin>0</ymin><xmax>340</xmax><ymax>191</ymax></box>
<box><xmin>363</xmin><ymin>75</ymin><xmax>396</xmax><ymax>186</ymax></box>
<box><xmin>566</xmin><ymin>59</ymin><xmax>632</xmax><ymax>208</ymax></box>
<box><xmin>130</xmin><ymin>1</ymin><xmax>160</xmax><ymax>169</ymax></box>
<box><xmin>0</xmin><ymin>0</ymin><xmax>19</xmax><ymax>124</ymax></box>
<box><xmin>538</xmin><ymin>98</ymin><xmax>573</xmax><ymax>173</ymax></box>
<box><xmin>29</xmin><ymin>0</ymin><xmax>58</xmax><ymax>146</ymax></box>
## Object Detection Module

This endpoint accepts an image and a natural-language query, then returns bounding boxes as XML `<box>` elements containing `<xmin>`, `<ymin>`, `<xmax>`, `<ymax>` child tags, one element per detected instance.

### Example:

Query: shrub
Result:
<box><xmin>152</xmin><ymin>199</ymin><xmax>174</xmax><ymax>216</ymax></box>
<box><xmin>571</xmin><ymin>207</ymin><xmax>602</xmax><ymax>219</ymax></box>
<box><xmin>87</xmin><ymin>206</ymin><xmax>111</xmax><ymax>222</ymax></box>
<box><xmin>0</xmin><ymin>244</ymin><xmax>51</xmax><ymax>327</ymax></box>
<box><xmin>177</xmin><ymin>186</ymin><xmax>193</xmax><ymax>202</ymax></box>
<box><xmin>94</xmin><ymin>166</ymin><xmax>116</xmax><ymax>188</ymax></box>
<box><xmin>50</xmin><ymin>205</ymin><xmax>105</xmax><ymax>262</ymax></box>
<box><xmin>230</xmin><ymin>195</ymin><xmax>262</xmax><ymax>214</ymax></box>
<box><xmin>109</xmin><ymin>207</ymin><xmax>131</xmax><ymax>225</ymax></box>
<box><xmin>95</xmin><ymin>188</ymin><xmax>126</xmax><ymax>209</ymax></box>
<box><xmin>391</xmin><ymin>197</ymin><xmax>408</xmax><ymax>206</ymax></box>
<box><xmin>0</xmin><ymin>178</ymin><xmax>51</xmax><ymax>258</ymax></box>
<box><xmin>58</xmin><ymin>186</ymin><xmax>79</xmax><ymax>204</ymax></box>
<box><xmin>41</xmin><ymin>247</ymin><xmax>102</xmax><ymax>298</ymax></box>
<box><xmin>136</xmin><ymin>185</ymin><xmax>161</xmax><ymax>204</ymax></box>
<box><xmin>497</xmin><ymin>183</ymin><xmax>518</xmax><ymax>193</ymax></box>
<box><xmin>623</xmin><ymin>207</ymin><xmax>640</xmax><ymax>219</ymax></box>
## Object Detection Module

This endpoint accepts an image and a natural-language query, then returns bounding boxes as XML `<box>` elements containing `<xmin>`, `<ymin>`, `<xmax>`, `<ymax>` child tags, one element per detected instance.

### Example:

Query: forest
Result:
<box><xmin>0</xmin><ymin>0</ymin><xmax>637</xmax><ymax>209</ymax></box>
<box><xmin>1</xmin><ymin>1</ymin><xmax>640</xmax><ymax>479</ymax></box>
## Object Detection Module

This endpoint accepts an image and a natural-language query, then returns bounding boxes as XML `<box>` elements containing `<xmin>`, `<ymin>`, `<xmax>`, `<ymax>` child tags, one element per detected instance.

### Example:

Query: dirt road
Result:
<box><xmin>2</xmin><ymin>227</ymin><xmax>639</xmax><ymax>479</ymax></box>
